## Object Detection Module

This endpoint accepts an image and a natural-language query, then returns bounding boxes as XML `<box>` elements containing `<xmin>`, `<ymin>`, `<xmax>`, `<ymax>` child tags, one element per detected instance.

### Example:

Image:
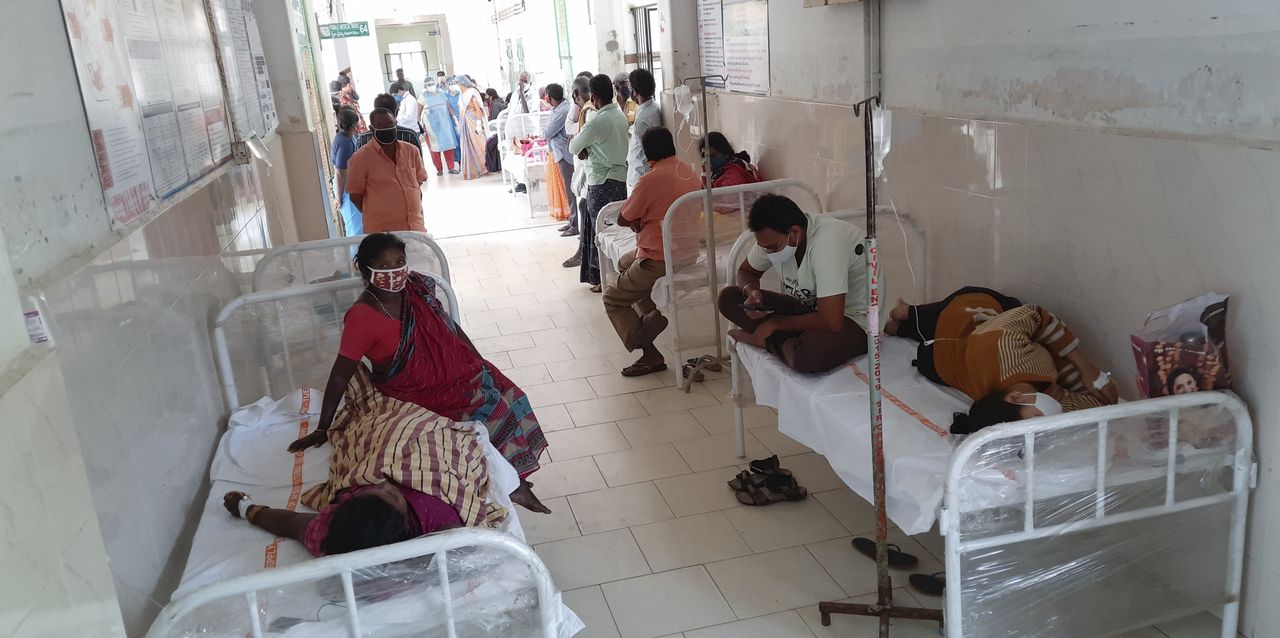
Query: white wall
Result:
<box><xmin>883</xmin><ymin>0</ymin><xmax>1280</xmax><ymax>142</ymax></box>
<box><xmin>766</xmin><ymin>0</ymin><xmax>865</xmax><ymax>104</ymax></box>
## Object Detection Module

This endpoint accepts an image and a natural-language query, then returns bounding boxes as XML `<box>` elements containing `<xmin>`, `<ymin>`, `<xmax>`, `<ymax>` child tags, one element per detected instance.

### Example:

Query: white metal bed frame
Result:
<box><xmin>213</xmin><ymin>274</ymin><xmax>461</xmax><ymax>411</ymax></box>
<box><xmin>250</xmin><ymin>232</ymin><xmax>451</xmax><ymax>292</ymax></box>
<box><xmin>499</xmin><ymin>111</ymin><xmax>547</xmax><ymax>189</ymax></box>
<box><xmin>146</xmin><ymin>528</ymin><xmax>560</xmax><ymax>638</ymax></box>
<box><xmin>593</xmin><ymin>178</ymin><xmax>824</xmax><ymax>389</ymax></box>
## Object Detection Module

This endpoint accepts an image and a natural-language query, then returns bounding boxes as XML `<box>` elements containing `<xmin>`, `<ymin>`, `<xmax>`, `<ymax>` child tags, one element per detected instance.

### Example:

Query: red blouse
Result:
<box><xmin>338</xmin><ymin>302</ymin><xmax>401</xmax><ymax>364</ymax></box>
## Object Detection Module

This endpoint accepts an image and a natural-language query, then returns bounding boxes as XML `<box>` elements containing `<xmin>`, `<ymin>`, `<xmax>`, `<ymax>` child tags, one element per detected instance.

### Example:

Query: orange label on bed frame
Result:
<box><xmin>848</xmin><ymin>364</ymin><xmax>949</xmax><ymax>438</ymax></box>
<box><xmin>263</xmin><ymin>389</ymin><xmax>311</xmax><ymax>570</ymax></box>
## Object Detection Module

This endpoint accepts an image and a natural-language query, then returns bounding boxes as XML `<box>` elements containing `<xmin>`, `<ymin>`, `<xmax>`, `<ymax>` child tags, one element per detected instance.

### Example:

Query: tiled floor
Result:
<box><xmin>433</xmin><ymin>205</ymin><xmax>1230</xmax><ymax>637</ymax></box>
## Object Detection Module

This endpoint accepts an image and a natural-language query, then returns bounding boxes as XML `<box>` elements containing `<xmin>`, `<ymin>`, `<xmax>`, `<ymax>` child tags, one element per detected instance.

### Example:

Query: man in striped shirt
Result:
<box><xmin>888</xmin><ymin>287</ymin><xmax>1119</xmax><ymax>433</ymax></box>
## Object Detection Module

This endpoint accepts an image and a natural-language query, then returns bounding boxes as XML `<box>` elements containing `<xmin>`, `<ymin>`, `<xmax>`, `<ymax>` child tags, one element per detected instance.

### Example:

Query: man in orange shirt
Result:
<box><xmin>604</xmin><ymin>127</ymin><xmax>702</xmax><ymax>377</ymax></box>
<box><xmin>347</xmin><ymin>108</ymin><xmax>429</xmax><ymax>233</ymax></box>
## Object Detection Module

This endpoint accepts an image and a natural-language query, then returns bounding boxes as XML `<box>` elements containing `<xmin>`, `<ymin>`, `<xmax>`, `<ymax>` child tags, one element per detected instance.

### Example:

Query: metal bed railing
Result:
<box><xmin>251</xmin><ymin>232</ymin><xmax>450</xmax><ymax>292</ymax></box>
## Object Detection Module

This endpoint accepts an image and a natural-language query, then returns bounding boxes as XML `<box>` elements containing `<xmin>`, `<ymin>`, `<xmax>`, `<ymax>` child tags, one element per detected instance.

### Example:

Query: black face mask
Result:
<box><xmin>373</xmin><ymin>128</ymin><xmax>397</xmax><ymax>145</ymax></box>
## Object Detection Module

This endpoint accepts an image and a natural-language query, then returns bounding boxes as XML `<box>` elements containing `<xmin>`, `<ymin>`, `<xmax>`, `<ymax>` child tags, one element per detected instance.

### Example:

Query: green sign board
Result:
<box><xmin>319</xmin><ymin>21</ymin><xmax>369</xmax><ymax>39</ymax></box>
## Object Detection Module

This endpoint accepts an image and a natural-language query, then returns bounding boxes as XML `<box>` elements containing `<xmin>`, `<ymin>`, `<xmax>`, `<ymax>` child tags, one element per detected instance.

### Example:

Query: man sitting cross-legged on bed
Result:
<box><xmin>719</xmin><ymin>194</ymin><xmax>869</xmax><ymax>374</ymax></box>
<box><xmin>286</xmin><ymin>233</ymin><xmax>551</xmax><ymax>514</ymax></box>
<box><xmin>222</xmin><ymin>367</ymin><xmax>506</xmax><ymax>556</ymax></box>
<box><xmin>603</xmin><ymin>126</ymin><xmax>702</xmax><ymax>377</ymax></box>
<box><xmin>893</xmin><ymin>286</ymin><xmax>1121</xmax><ymax>434</ymax></box>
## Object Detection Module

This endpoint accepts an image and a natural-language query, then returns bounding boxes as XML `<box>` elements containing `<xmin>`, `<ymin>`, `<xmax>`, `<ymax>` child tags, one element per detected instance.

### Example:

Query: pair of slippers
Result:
<box><xmin>850</xmin><ymin>537</ymin><xmax>945</xmax><ymax>597</ymax></box>
<box><xmin>727</xmin><ymin>455</ymin><xmax>808</xmax><ymax>506</ymax></box>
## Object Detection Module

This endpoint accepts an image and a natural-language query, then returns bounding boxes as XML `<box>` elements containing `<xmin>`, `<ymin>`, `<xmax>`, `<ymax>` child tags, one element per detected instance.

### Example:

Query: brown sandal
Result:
<box><xmin>727</xmin><ymin>470</ymin><xmax>768</xmax><ymax>492</ymax></box>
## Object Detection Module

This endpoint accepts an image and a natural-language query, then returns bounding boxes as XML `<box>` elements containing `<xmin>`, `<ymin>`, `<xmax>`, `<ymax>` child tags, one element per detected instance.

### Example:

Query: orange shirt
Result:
<box><xmin>346</xmin><ymin>140</ymin><xmax>428</xmax><ymax>232</ymax></box>
<box><xmin>619</xmin><ymin>157</ymin><xmax>702</xmax><ymax>262</ymax></box>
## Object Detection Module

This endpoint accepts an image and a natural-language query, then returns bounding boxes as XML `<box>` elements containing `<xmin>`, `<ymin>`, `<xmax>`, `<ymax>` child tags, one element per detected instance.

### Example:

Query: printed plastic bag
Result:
<box><xmin>1131</xmin><ymin>292</ymin><xmax>1230</xmax><ymax>399</ymax></box>
<box><xmin>340</xmin><ymin>193</ymin><xmax>363</xmax><ymax>237</ymax></box>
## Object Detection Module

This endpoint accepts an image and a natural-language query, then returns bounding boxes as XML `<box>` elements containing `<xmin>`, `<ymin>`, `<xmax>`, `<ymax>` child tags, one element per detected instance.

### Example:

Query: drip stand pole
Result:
<box><xmin>818</xmin><ymin>96</ymin><xmax>944</xmax><ymax>637</ymax></box>
<box><xmin>679</xmin><ymin>74</ymin><xmax>729</xmax><ymax>391</ymax></box>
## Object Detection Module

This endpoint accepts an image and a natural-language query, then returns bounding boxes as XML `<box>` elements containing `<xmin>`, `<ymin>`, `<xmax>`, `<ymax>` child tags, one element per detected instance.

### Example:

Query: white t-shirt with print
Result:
<box><xmin>747</xmin><ymin>213</ymin><xmax>868</xmax><ymax>329</ymax></box>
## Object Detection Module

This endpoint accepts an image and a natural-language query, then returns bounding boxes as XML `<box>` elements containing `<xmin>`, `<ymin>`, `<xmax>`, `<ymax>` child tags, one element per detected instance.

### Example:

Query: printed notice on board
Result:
<box><xmin>722</xmin><ymin>0</ymin><xmax>769</xmax><ymax>95</ymax></box>
<box><xmin>698</xmin><ymin>0</ymin><xmax>726</xmax><ymax>88</ymax></box>
<box><xmin>61</xmin><ymin>0</ymin><xmax>157</xmax><ymax>225</ymax></box>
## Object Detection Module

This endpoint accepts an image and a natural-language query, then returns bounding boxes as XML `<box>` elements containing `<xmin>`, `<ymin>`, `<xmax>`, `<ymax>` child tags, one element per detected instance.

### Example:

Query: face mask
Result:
<box><xmin>394</xmin><ymin>94</ymin><xmax>404</xmax><ymax>103</ymax></box>
<box><xmin>369</xmin><ymin>265</ymin><xmax>409</xmax><ymax>293</ymax></box>
<box><xmin>373</xmin><ymin>127</ymin><xmax>397</xmax><ymax>145</ymax></box>
<box><xmin>766</xmin><ymin>231</ymin><xmax>798</xmax><ymax>268</ymax></box>
<box><xmin>710</xmin><ymin>155</ymin><xmax>729</xmax><ymax>172</ymax></box>
<box><xmin>1024</xmin><ymin>392</ymin><xmax>1063</xmax><ymax>417</ymax></box>
<box><xmin>448</xmin><ymin>85</ymin><xmax>460</xmax><ymax>95</ymax></box>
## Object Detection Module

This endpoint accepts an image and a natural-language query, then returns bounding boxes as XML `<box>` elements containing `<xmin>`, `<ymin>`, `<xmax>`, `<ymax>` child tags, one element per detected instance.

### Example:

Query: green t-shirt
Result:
<box><xmin>747</xmin><ymin>213</ymin><xmax>869</xmax><ymax>329</ymax></box>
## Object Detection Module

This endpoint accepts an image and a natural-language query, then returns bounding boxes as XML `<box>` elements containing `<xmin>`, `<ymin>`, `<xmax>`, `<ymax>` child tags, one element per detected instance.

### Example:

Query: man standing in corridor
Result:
<box><xmin>569</xmin><ymin>74</ymin><xmax>630</xmax><ymax>292</ymax></box>
<box><xmin>346</xmin><ymin>108</ymin><xmax>429</xmax><ymax>232</ymax></box>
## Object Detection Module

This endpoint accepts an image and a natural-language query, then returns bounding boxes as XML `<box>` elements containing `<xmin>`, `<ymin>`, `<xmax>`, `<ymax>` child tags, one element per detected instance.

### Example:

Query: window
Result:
<box><xmin>385</xmin><ymin>41</ymin><xmax>428</xmax><ymax>87</ymax></box>
<box><xmin>631</xmin><ymin>5</ymin><xmax>663</xmax><ymax>95</ymax></box>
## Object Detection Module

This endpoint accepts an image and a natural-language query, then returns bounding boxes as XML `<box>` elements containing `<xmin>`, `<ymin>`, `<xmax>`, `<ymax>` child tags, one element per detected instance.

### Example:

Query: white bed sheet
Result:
<box><xmin>174</xmin><ymin>390</ymin><xmax>582</xmax><ymax>636</ymax></box>
<box><xmin>737</xmin><ymin>337</ymin><xmax>1236</xmax><ymax>535</ymax></box>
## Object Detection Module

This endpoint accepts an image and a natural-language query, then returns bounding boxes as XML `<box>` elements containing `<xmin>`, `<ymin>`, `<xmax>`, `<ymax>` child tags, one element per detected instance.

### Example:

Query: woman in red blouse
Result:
<box><xmin>289</xmin><ymin>233</ymin><xmax>551</xmax><ymax>514</ymax></box>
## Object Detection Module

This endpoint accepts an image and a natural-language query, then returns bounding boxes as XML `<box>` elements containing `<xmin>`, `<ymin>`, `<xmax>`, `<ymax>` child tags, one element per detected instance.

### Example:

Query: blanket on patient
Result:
<box><xmin>301</xmin><ymin>366</ymin><xmax>507</xmax><ymax>528</ymax></box>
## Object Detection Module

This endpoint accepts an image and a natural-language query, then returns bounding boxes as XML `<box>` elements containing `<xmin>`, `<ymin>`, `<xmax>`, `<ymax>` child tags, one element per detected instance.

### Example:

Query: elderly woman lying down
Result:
<box><xmin>222</xmin><ymin>366</ymin><xmax>507</xmax><ymax>556</ymax></box>
<box><xmin>886</xmin><ymin>286</ymin><xmax>1121</xmax><ymax>434</ymax></box>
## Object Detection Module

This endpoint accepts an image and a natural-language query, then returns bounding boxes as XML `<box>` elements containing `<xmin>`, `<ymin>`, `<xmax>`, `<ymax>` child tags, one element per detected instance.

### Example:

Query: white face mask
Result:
<box><xmin>1026</xmin><ymin>392</ymin><xmax>1063</xmax><ymax>417</ymax></box>
<box><xmin>765</xmin><ymin>232</ymin><xmax>798</xmax><ymax>268</ymax></box>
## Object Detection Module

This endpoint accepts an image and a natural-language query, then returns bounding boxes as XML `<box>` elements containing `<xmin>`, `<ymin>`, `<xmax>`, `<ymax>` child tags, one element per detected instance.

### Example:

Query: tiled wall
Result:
<box><xmin>40</xmin><ymin>161</ymin><xmax>275</xmax><ymax>635</ymax></box>
<box><xmin>880</xmin><ymin>110</ymin><xmax>1280</xmax><ymax>635</ymax></box>
<box><xmin>0</xmin><ymin>353</ymin><xmax>126</xmax><ymax>638</ymax></box>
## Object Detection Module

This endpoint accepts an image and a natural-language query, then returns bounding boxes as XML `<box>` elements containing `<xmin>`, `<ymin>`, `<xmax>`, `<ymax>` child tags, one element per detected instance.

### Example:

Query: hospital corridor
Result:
<box><xmin>2</xmin><ymin>1</ymin><xmax>1277</xmax><ymax>637</ymax></box>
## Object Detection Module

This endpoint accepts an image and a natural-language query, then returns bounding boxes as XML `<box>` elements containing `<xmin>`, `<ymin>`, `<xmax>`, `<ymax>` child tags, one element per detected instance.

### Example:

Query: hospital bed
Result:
<box><xmin>723</xmin><ymin>246</ymin><xmax>1254</xmax><ymax>637</ymax></box>
<box><xmin>251</xmin><ymin>232</ymin><xmax>450</xmax><ymax>292</ymax></box>
<box><xmin>499</xmin><ymin>112</ymin><xmax>547</xmax><ymax>191</ymax></box>
<box><xmin>594</xmin><ymin>179</ymin><xmax>824</xmax><ymax>385</ymax></box>
<box><xmin>149</xmin><ymin>262</ymin><xmax>583</xmax><ymax>636</ymax></box>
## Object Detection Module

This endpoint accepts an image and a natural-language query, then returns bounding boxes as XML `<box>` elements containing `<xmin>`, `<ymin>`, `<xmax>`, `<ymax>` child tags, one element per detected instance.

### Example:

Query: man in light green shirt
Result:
<box><xmin>568</xmin><ymin>74</ymin><xmax>631</xmax><ymax>290</ymax></box>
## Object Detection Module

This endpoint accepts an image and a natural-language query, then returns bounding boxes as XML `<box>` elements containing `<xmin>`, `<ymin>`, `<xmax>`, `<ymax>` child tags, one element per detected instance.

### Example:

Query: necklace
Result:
<box><xmin>364</xmin><ymin>290</ymin><xmax>397</xmax><ymax>319</ymax></box>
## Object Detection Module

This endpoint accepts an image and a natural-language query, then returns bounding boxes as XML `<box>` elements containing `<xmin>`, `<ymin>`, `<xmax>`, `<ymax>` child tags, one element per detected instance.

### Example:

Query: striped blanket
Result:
<box><xmin>301</xmin><ymin>366</ymin><xmax>506</xmax><ymax>529</ymax></box>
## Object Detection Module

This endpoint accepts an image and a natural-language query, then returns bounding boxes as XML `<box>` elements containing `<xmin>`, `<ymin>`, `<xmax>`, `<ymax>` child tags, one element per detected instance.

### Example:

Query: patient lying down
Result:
<box><xmin>223</xmin><ymin>366</ymin><xmax>506</xmax><ymax>556</ymax></box>
<box><xmin>886</xmin><ymin>286</ymin><xmax>1120</xmax><ymax>435</ymax></box>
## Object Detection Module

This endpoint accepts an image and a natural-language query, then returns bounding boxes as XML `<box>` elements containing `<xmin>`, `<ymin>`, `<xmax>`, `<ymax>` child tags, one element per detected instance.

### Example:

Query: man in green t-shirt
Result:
<box><xmin>720</xmin><ymin>194</ymin><xmax>870</xmax><ymax>373</ymax></box>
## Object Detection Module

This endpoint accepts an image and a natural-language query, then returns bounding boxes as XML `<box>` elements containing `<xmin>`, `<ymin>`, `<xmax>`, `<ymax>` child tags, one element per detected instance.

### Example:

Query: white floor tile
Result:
<box><xmin>504</xmin><ymin>363</ymin><xmax>554</xmax><ymax>387</ymax></box>
<box><xmin>654</xmin><ymin>469</ymin><xmax>748</xmax><ymax>518</ymax></box>
<box><xmin>524</xmin><ymin>378</ymin><xmax>597</xmax><ymax>408</ymax></box>
<box><xmin>546</xmin><ymin>422</ymin><xmax>631</xmax><ymax>461</ymax></box>
<box><xmin>509</xmin><ymin>343</ymin><xmax>577</xmax><ymax>367</ymax></box>
<box><xmin>813</xmin><ymin>489</ymin><xmax>877</xmax><ymax>536</ymax></box>
<box><xmin>805</xmin><ymin>534</ymin><xmax>942</xmax><ymax>598</ymax></box>
<box><xmin>635</xmin><ymin>385</ymin><xmax>722</xmax><ymax>415</ymax></box>
<box><xmin>521</xmin><ymin>497</ymin><xmax>580</xmax><ymax>545</ymax></box>
<box><xmin>750</xmin><ymin>424</ymin><xmax>814</xmax><ymax>456</ymax></box>
<box><xmin>566</xmin><ymin>394</ymin><xmax>650</xmax><ymax>427</ymax></box>
<box><xmin>617</xmin><ymin>411</ymin><xmax>710</xmax><ymax>448</ymax></box>
<box><xmin>530</xmin><ymin>326</ymin><xmax>585</xmax><ymax>348</ymax></box>
<box><xmin>684</xmin><ymin>611</ymin><xmax>816</xmax><ymax>638</ymax></box>
<box><xmin>568</xmin><ymin>336</ymin><xmax>632</xmax><ymax>359</ymax></box>
<box><xmin>529</xmin><ymin>457</ymin><xmax>606</xmax><ymax>499</ymax></box>
<box><xmin>723</xmin><ymin>498</ymin><xmax>848</xmax><ymax>553</ymax></box>
<box><xmin>569</xmin><ymin>482</ymin><xmax>675</xmax><ymax>534</ymax></box>
<box><xmin>688</xmin><ymin>403</ymin><xmax>778</xmax><ymax>435</ymax></box>
<box><xmin>484</xmin><ymin>351</ymin><xmax>513</xmax><ymax>369</ymax></box>
<box><xmin>673</xmin><ymin>432</ymin><xmax>770</xmax><ymax>472</ymax></box>
<box><xmin>546</xmin><ymin>355</ymin><xmax>620</xmax><ymax>381</ymax></box>
<box><xmin>631</xmin><ymin>511</ymin><xmax>753</xmax><ymax>573</ymax></box>
<box><xmin>562</xmin><ymin>586</ymin><xmax>622</xmax><ymax>638</ymax></box>
<box><xmin>587</xmin><ymin>372</ymin><xmax>668</xmax><ymax>398</ymax></box>
<box><xmin>498</xmin><ymin>314</ymin><xmax>557</xmax><ymax>335</ymax></box>
<box><xmin>707</xmin><ymin>547</ymin><xmax>845</xmax><ymax>619</ymax></box>
<box><xmin>485</xmin><ymin>292</ymin><xmax>541</xmax><ymax>311</ymax></box>
<box><xmin>520</xmin><ymin>300</ymin><xmax>577</xmax><ymax>318</ymax></box>
<box><xmin>797</xmin><ymin>590</ymin><xmax>944</xmax><ymax>638</ymax></box>
<box><xmin>537</xmin><ymin>529</ymin><xmax>651</xmax><ymax>590</ymax></box>
<box><xmin>594</xmin><ymin>443</ymin><xmax>693</xmax><ymax>487</ymax></box>
<box><xmin>602</xmin><ymin>566</ymin><xmax>737</xmax><ymax>638</ymax></box>
<box><xmin>534</xmin><ymin>403</ymin><xmax>576</xmax><ymax>432</ymax></box>
<box><xmin>461</xmin><ymin>321</ymin><xmax>501</xmax><ymax>339</ymax></box>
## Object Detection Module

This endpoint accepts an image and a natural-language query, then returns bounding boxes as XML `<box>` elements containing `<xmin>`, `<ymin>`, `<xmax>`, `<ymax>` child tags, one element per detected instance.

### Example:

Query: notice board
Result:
<box><xmin>697</xmin><ymin>0</ymin><xmax>769</xmax><ymax>95</ymax></box>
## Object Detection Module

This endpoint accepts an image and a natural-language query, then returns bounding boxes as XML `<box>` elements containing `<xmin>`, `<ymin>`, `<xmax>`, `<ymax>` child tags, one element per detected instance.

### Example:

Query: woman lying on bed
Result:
<box><xmin>287</xmin><ymin>232</ymin><xmax>551</xmax><ymax>514</ymax></box>
<box><xmin>885</xmin><ymin>286</ymin><xmax>1120</xmax><ymax>434</ymax></box>
<box><xmin>223</xmin><ymin>366</ymin><xmax>507</xmax><ymax>556</ymax></box>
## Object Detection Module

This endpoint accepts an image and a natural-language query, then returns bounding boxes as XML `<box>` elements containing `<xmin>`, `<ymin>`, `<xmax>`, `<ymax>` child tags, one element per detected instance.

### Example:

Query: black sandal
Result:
<box><xmin>851</xmin><ymin>537</ymin><xmax>920</xmax><ymax>568</ymax></box>
<box><xmin>909</xmin><ymin>572</ymin><xmax>946</xmax><ymax>597</ymax></box>
<box><xmin>735</xmin><ymin>482</ymin><xmax>807</xmax><ymax>506</ymax></box>
<box><xmin>727</xmin><ymin>470</ymin><xmax>768</xmax><ymax>492</ymax></box>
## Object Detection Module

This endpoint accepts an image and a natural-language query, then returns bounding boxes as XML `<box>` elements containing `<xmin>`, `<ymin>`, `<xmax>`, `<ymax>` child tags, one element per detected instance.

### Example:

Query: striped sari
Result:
<box><xmin>457</xmin><ymin>88</ymin><xmax>489</xmax><ymax>179</ymax></box>
<box><xmin>374</xmin><ymin>273</ymin><xmax>548</xmax><ymax>478</ymax></box>
<box><xmin>301</xmin><ymin>365</ymin><xmax>506</xmax><ymax>528</ymax></box>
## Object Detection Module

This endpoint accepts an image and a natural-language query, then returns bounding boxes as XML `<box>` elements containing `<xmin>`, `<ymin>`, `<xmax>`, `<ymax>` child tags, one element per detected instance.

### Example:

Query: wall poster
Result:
<box><xmin>697</xmin><ymin>0</ymin><xmax>770</xmax><ymax>95</ymax></box>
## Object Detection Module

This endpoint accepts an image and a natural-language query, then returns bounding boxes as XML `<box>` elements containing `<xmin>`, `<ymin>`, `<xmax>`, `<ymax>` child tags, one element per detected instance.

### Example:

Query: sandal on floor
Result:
<box><xmin>685</xmin><ymin>356</ymin><xmax>723</xmax><ymax>373</ymax></box>
<box><xmin>909</xmin><ymin>572</ymin><xmax>946</xmax><ymax>597</ymax></box>
<box><xmin>621</xmin><ymin>362</ymin><xmax>667</xmax><ymax>377</ymax></box>
<box><xmin>736</xmin><ymin>481</ymin><xmax>807</xmax><ymax>505</ymax></box>
<box><xmin>851</xmin><ymin>537</ymin><xmax>920</xmax><ymax>568</ymax></box>
<box><xmin>682</xmin><ymin>363</ymin><xmax>704</xmax><ymax>382</ymax></box>
<box><xmin>727</xmin><ymin>469</ymin><xmax>768</xmax><ymax>492</ymax></box>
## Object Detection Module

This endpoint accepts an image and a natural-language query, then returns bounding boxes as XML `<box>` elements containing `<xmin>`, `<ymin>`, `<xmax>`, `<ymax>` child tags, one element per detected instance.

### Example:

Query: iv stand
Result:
<box><xmin>678</xmin><ymin>74</ymin><xmax>729</xmax><ymax>392</ymax></box>
<box><xmin>817</xmin><ymin>96</ymin><xmax>944</xmax><ymax>637</ymax></box>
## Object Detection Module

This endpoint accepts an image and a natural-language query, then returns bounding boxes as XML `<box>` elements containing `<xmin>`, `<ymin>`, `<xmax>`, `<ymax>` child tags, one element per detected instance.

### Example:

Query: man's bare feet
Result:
<box><xmin>729</xmin><ymin>328</ymin><xmax>766</xmax><ymax>348</ymax></box>
<box><xmin>884</xmin><ymin>319</ymin><xmax>902</xmax><ymax>336</ymax></box>
<box><xmin>510</xmin><ymin>480</ymin><xmax>551</xmax><ymax>514</ymax></box>
<box><xmin>889</xmin><ymin>298</ymin><xmax>910</xmax><ymax>323</ymax></box>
